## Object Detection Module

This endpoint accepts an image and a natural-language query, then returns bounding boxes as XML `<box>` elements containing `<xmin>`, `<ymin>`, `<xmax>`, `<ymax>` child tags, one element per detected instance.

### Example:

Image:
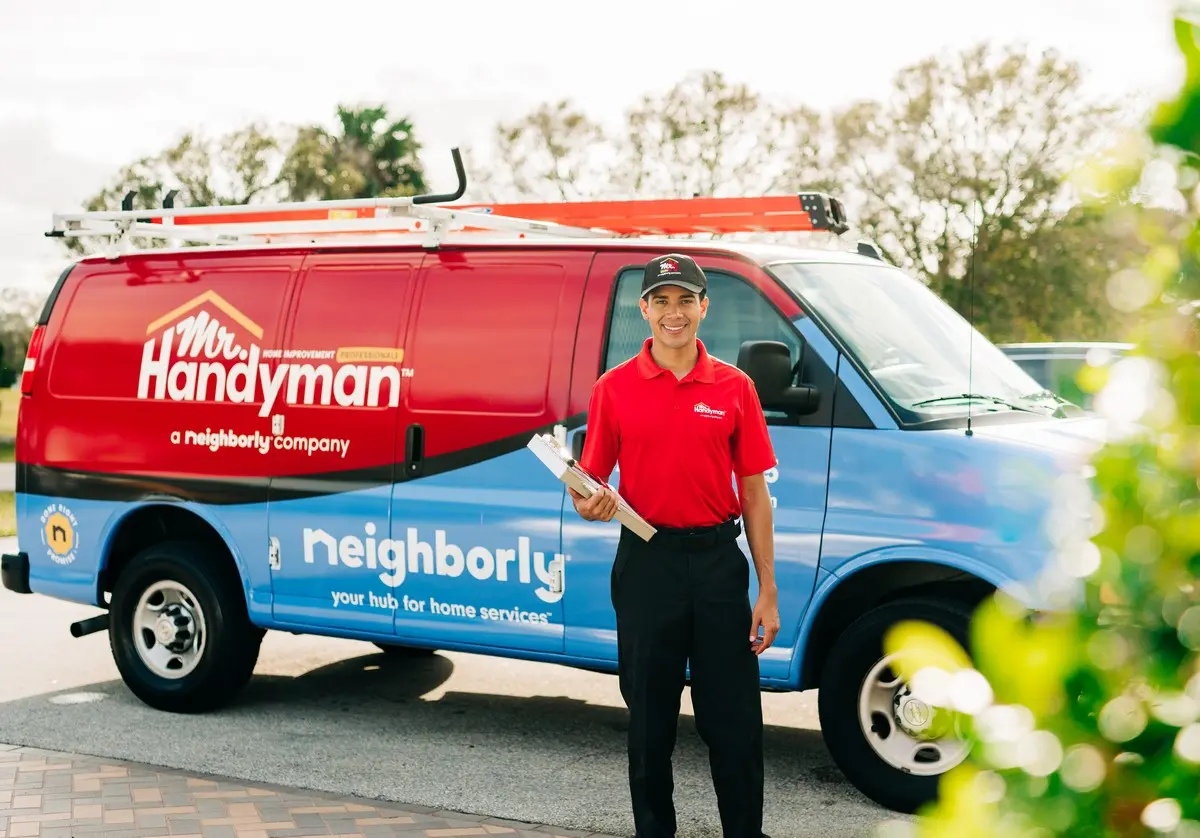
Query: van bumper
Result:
<box><xmin>1</xmin><ymin>552</ymin><xmax>32</xmax><ymax>594</ymax></box>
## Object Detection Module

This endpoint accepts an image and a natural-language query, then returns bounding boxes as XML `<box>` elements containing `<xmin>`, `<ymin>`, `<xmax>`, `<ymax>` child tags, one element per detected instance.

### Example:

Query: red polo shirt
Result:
<box><xmin>579</xmin><ymin>337</ymin><xmax>777</xmax><ymax>529</ymax></box>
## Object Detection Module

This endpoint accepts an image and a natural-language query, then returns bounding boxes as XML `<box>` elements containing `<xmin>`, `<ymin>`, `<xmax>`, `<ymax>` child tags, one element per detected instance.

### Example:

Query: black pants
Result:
<box><xmin>610</xmin><ymin>519</ymin><xmax>764</xmax><ymax>838</ymax></box>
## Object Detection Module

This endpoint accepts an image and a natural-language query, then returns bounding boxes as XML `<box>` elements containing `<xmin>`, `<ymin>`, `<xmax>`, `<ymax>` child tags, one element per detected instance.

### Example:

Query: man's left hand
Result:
<box><xmin>750</xmin><ymin>589</ymin><xmax>780</xmax><ymax>655</ymax></box>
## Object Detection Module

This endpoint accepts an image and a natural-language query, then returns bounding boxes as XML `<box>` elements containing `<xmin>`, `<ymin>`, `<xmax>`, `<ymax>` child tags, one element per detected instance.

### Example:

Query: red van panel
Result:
<box><xmin>402</xmin><ymin>248</ymin><xmax>594</xmax><ymax>460</ymax></box>
<box><xmin>28</xmin><ymin>252</ymin><xmax>302</xmax><ymax>488</ymax></box>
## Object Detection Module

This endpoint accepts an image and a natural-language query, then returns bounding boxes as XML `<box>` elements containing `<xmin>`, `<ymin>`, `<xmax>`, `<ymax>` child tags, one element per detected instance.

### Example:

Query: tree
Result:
<box><xmin>608</xmin><ymin>70</ymin><xmax>828</xmax><ymax>200</ymax></box>
<box><xmin>0</xmin><ymin>287</ymin><xmax>42</xmax><ymax>389</ymax></box>
<box><xmin>824</xmin><ymin>43</ymin><xmax>1137</xmax><ymax>341</ymax></box>
<box><xmin>481</xmin><ymin>71</ymin><xmax>831</xmax><ymax>203</ymax></box>
<box><xmin>882</xmin><ymin>16</ymin><xmax>1200</xmax><ymax>838</ymax></box>
<box><xmin>60</xmin><ymin>122</ymin><xmax>287</xmax><ymax>255</ymax></box>
<box><xmin>277</xmin><ymin>104</ymin><xmax>427</xmax><ymax>201</ymax></box>
<box><xmin>480</xmin><ymin>100</ymin><xmax>609</xmax><ymax>202</ymax></box>
<box><xmin>479</xmin><ymin>48</ymin><xmax>1137</xmax><ymax>342</ymax></box>
<box><xmin>60</xmin><ymin>104</ymin><xmax>426</xmax><ymax>256</ymax></box>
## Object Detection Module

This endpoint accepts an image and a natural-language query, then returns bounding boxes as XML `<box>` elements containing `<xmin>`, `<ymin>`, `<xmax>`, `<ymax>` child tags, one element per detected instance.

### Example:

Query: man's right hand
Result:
<box><xmin>569</xmin><ymin>487</ymin><xmax>619</xmax><ymax>522</ymax></box>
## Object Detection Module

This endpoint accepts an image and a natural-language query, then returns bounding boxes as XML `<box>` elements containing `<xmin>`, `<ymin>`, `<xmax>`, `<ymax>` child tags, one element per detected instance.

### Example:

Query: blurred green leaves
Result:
<box><xmin>882</xmin><ymin>12</ymin><xmax>1200</xmax><ymax>838</ymax></box>
<box><xmin>1150</xmin><ymin>17</ymin><xmax>1200</xmax><ymax>156</ymax></box>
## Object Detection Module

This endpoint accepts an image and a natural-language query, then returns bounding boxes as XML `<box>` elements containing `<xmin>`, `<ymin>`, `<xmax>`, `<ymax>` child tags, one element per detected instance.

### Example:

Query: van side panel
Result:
<box><xmin>384</xmin><ymin>248</ymin><xmax>593</xmax><ymax>655</ymax></box>
<box><xmin>264</xmin><ymin>251</ymin><xmax>419</xmax><ymax>631</ymax></box>
<box><xmin>17</xmin><ymin>252</ymin><xmax>304</xmax><ymax>605</ymax></box>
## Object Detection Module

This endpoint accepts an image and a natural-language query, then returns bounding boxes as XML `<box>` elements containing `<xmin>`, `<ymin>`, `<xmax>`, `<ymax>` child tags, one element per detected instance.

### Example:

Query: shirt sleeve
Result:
<box><xmin>732</xmin><ymin>374</ymin><xmax>777</xmax><ymax>478</ymax></box>
<box><xmin>578</xmin><ymin>375</ymin><xmax>620</xmax><ymax>483</ymax></box>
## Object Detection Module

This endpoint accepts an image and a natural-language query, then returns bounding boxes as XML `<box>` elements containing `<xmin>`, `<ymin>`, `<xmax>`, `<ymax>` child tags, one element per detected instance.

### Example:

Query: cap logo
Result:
<box><xmin>659</xmin><ymin>258</ymin><xmax>679</xmax><ymax>276</ymax></box>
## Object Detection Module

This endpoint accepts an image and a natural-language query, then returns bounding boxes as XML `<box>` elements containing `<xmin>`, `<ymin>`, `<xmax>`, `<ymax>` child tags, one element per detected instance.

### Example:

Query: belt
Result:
<box><xmin>647</xmin><ymin>516</ymin><xmax>742</xmax><ymax>549</ymax></box>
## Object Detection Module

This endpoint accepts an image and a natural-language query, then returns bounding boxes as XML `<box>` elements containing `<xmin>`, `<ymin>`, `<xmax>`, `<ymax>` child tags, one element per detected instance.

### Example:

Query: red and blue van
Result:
<box><xmin>2</xmin><ymin>150</ymin><xmax>1105</xmax><ymax>813</ymax></box>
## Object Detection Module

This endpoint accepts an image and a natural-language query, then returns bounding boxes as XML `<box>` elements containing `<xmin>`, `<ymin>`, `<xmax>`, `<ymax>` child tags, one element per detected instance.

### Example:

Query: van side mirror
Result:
<box><xmin>737</xmin><ymin>340</ymin><xmax>820</xmax><ymax>416</ymax></box>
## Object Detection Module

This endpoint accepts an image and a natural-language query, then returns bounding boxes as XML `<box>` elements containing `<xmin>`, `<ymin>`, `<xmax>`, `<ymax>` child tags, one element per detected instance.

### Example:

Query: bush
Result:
<box><xmin>880</xmin><ymin>14</ymin><xmax>1200</xmax><ymax>838</ymax></box>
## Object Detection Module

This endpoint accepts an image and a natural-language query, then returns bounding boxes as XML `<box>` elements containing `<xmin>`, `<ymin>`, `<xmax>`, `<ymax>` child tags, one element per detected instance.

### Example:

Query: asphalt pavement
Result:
<box><xmin>0</xmin><ymin>536</ymin><xmax>907</xmax><ymax>838</ymax></box>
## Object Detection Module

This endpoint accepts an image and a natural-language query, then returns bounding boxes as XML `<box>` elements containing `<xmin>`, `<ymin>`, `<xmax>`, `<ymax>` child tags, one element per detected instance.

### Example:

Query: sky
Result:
<box><xmin>0</xmin><ymin>0</ymin><xmax>1184</xmax><ymax>300</ymax></box>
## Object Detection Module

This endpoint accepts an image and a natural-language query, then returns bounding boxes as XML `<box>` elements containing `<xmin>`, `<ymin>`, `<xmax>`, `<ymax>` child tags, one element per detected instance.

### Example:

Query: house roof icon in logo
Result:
<box><xmin>145</xmin><ymin>290</ymin><xmax>264</xmax><ymax>339</ymax></box>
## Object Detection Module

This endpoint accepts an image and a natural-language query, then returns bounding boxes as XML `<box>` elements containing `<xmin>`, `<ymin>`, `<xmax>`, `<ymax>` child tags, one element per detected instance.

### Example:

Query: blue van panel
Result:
<box><xmin>268</xmin><ymin>446</ymin><xmax>568</xmax><ymax>655</ymax></box>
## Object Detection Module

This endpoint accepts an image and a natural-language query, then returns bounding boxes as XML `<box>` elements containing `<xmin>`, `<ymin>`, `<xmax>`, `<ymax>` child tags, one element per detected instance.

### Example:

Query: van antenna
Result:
<box><xmin>966</xmin><ymin>199</ymin><xmax>979</xmax><ymax>438</ymax></box>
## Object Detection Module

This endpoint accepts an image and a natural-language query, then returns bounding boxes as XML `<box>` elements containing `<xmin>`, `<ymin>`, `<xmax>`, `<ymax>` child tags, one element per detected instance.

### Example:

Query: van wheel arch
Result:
<box><xmin>799</xmin><ymin>560</ymin><xmax>995</xmax><ymax>691</ymax></box>
<box><xmin>99</xmin><ymin>503</ymin><xmax>247</xmax><ymax>602</ymax></box>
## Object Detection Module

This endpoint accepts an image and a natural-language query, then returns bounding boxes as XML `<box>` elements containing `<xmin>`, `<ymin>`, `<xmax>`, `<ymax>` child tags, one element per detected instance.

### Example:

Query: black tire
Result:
<box><xmin>817</xmin><ymin>596</ymin><xmax>976</xmax><ymax>814</ymax></box>
<box><xmin>109</xmin><ymin>540</ymin><xmax>263</xmax><ymax>714</ymax></box>
<box><xmin>373</xmin><ymin>642</ymin><xmax>436</xmax><ymax>657</ymax></box>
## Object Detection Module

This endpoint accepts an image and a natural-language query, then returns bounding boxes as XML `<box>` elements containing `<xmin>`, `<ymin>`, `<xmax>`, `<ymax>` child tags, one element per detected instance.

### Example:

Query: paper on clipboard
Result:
<box><xmin>526</xmin><ymin>433</ymin><xmax>657</xmax><ymax>542</ymax></box>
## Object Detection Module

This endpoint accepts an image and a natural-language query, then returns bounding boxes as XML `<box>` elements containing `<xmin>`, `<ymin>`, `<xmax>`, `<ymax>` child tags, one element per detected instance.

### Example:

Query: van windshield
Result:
<box><xmin>769</xmin><ymin>260</ymin><xmax>1066</xmax><ymax>420</ymax></box>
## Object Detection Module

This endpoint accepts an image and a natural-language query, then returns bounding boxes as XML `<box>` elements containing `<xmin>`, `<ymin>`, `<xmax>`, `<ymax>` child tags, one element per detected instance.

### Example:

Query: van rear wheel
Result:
<box><xmin>817</xmin><ymin>596</ymin><xmax>976</xmax><ymax>814</ymax></box>
<box><xmin>109</xmin><ymin>540</ymin><xmax>262</xmax><ymax>713</ymax></box>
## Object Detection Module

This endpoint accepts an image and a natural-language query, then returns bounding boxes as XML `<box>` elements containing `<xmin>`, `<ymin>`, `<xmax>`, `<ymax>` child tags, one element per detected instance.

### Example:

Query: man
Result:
<box><xmin>570</xmin><ymin>252</ymin><xmax>780</xmax><ymax>838</ymax></box>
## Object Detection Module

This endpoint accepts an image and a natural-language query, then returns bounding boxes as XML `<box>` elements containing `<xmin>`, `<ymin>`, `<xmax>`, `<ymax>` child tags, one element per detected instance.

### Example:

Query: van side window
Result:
<box><xmin>604</xmin><ymin>268</ymin><xmax>802</xmax><ymax>371</ymax></box>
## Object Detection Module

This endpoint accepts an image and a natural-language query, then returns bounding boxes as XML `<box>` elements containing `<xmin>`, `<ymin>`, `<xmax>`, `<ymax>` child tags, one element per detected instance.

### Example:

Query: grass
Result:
<box><xmin>0</xmin><ymin>386</ymin><xmax>17</xmax><ymax>440</ymax></box>
<box><xmin>0</xmin><ymin>387</ymin><xmax>16</xmax><ymax>533</ymax></box>
<box><xmin>0</xmin><ymin>491</ymin><xmax>14</xmax><ymax>538</ymax></box>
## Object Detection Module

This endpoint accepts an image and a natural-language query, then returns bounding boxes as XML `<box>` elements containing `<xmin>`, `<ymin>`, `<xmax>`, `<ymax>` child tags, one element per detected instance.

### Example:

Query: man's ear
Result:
<box><xmin>700</xmin><ymin>296</ymin><xmax>709</xmax><ymax>318</ymax></box>
<box><xmin>639</xmin><ymin>297</ymin><xmax>649</xmax><ymax>320</ymax></box>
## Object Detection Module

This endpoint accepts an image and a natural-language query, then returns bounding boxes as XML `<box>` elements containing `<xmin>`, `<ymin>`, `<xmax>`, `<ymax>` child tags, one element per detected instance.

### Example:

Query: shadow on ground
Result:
<box><xmin>0</xmin><ymin>649</ymin><xmax>892</xmax><ymax>838</ymax></box>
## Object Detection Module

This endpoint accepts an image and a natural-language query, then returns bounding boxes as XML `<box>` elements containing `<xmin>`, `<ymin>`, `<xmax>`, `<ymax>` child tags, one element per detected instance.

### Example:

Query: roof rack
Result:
<box><xmin>46</xmin><ymin>148</ymin><xmax>852</xmax><ymax>258</ymax></box>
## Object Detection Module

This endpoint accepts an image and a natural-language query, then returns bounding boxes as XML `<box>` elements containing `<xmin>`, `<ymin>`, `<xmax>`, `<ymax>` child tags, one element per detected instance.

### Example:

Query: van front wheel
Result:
<box><xmin>817</xmin><ymin>597</ymin><xmax>976</xmax><ymax>814</ymax></box>
<box><xmin>109</xmin><ymin>541</ymin><xmax>262</xmax><ymax>714</ymax></box>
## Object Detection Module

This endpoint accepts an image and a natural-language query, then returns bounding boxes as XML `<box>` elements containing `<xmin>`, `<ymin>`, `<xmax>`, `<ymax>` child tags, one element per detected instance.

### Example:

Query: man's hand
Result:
<box><xmin>749</xmin><ymin>586</ymin><xmax>780</xmax><ymax>655</ymax></box>
<box><xmin>569</xmin><ymin>486</ymin><xmax>618</xmax><ymax>522</ymax></box>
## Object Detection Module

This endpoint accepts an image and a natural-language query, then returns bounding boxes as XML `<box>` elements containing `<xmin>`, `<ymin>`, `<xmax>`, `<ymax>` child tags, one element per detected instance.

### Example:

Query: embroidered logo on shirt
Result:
<box><xmin>693</xmin><ymin>401</ymin><xmax>726</xmax><ymax>418</ymax></box>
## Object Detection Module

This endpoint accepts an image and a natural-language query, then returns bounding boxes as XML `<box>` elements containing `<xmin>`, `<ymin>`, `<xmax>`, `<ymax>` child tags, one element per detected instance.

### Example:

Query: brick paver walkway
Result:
<box><xmin>0</xmin><ymin>744</ymin><xmax>621</xmax><ymax>838</ymax></box>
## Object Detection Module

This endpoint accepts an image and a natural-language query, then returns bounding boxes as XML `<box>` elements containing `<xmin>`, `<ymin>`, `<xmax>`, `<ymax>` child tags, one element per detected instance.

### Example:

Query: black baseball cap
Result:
<box><xmin>641</xmin><ymin>253</ymin><xmax>707</xmax><ymax>298</ymax></box>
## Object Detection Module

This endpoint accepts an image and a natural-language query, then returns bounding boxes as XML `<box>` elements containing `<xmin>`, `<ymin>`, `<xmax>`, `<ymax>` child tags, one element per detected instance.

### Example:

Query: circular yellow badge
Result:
<box><xmin>44</xmin><ymin>511</ymin><xmax>75</xmax><ymax>557</ymax></box>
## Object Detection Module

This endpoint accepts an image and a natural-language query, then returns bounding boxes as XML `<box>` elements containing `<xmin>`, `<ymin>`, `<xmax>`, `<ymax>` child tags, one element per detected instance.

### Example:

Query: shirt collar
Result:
<box><xmin>636</xmin><ymin>337</ymin><xmax>715</xmax><ymax>383</ymax></box>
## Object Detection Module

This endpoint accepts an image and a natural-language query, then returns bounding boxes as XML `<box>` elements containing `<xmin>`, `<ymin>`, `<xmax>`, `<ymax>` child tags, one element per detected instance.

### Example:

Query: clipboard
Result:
<box><xmin>526</xmin><ymin>433</ymin><xmax>657</xmax><ymax>542</ymax></box>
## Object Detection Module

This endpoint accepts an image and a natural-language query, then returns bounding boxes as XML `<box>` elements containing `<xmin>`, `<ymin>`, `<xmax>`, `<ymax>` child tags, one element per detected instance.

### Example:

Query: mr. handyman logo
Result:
<box><xmin>693</xmin><ymin>402</ymin><xmax>726</xmax><ymax>418</ymax></box>
<box><xmin>659</xmin><ymin>258</ymin><xmax>679</xmax><ymax>275</ymax></box>
<box><xmin>137</xmin><ymin>289</ymin><xmax>407</xmax><ymax>417</ymax></box>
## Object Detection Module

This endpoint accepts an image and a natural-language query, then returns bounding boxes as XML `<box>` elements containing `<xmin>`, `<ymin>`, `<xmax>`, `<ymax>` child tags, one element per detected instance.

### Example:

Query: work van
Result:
<box><xmin>2</xmin><ymin>151</ymin><xmax>1104</xmax><ymax>815</ymax></box>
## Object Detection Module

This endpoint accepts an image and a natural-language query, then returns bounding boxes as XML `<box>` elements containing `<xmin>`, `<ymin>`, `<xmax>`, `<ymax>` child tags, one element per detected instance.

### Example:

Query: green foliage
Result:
<box><xmin>478</xmin><ymin>46</ymin><xmax>1146</xmax><ymax>344</ymax></box>
<box><xmin>478</xmin><ymin>70</ymin><xmax>831</xmax><ymax>204</ymax></box>
<box><xmin>0</xmin><ymin>288</ymin><xmax>41</xmax><ymax>389</ymax></box>
<box><xmin>881</xmin><ymin>15</ymin><xmax>1200</xmax><ymax>838</ymax></box>
<box><xmin>61</xmin><ymin>103</ymin><xmax>425</xmax><ymax>256</ymax></box>
<box><xmin>277</xmin><ymin>105</ymin><xmax>427</xmax><ymax>201</ymax></box>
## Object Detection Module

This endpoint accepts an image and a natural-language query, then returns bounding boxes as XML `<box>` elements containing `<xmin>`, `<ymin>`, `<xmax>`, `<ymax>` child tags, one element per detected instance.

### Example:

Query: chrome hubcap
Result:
<box><xmin>133</xmin><ymin>581</ymin><xmax>206</xmax><ymax>679</ymax></box>
<box><xmin>858</xmin><ymin>653</ymin><xmax>971</xmax><ymax>776</ymax></box>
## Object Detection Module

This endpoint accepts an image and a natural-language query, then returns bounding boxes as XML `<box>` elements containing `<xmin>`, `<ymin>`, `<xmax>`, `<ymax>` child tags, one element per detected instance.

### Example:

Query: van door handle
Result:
<box><xmin>571</xmin><ymin>430</ymin><xmax>586</xmax><ymax>461</ymax></box>
<box><xmin>405</xmin><ymin>423</ymin><xmax>425</xmax><ymax>478</ymax></box>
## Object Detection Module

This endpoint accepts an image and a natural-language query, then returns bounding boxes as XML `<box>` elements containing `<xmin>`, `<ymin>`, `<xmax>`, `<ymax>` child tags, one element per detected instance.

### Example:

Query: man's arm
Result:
<box><xmin>578</xmin><ymin>376</ymin><xmax>619</xmax><ymax>482</ymax></box>
<box><xmin>571</xmin><ymin>377</ymin><xmax>621</xmax><ymax>522</ymax></box>
<box><xmin>739</xmin><ymin>473</ymin><xmax>776</xmax><ymax>596</ymax></box>
<box><xmin>739</xmin><ymin>472</ymin><xmax>779</xmax><ymax>653</ymax></box>
<box><xmin>733</xmin><ymin>374</ymin><xmax>780</xmax><ymax>654</ymax></box>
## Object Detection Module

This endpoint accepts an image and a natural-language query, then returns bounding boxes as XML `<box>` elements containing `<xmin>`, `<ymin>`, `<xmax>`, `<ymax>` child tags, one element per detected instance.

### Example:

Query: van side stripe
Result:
<box><xmin>19</xmin><ymin>413</ymin><xmax>587</xmax><ymax>505</ymax></box>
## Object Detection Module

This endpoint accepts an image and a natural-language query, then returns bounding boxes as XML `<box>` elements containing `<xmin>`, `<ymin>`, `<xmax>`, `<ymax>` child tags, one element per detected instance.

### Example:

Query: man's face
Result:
<box><xmin>640</xmin><ymin>284</ymin><xmax>707</xmax><ymax>349</ymax></box>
